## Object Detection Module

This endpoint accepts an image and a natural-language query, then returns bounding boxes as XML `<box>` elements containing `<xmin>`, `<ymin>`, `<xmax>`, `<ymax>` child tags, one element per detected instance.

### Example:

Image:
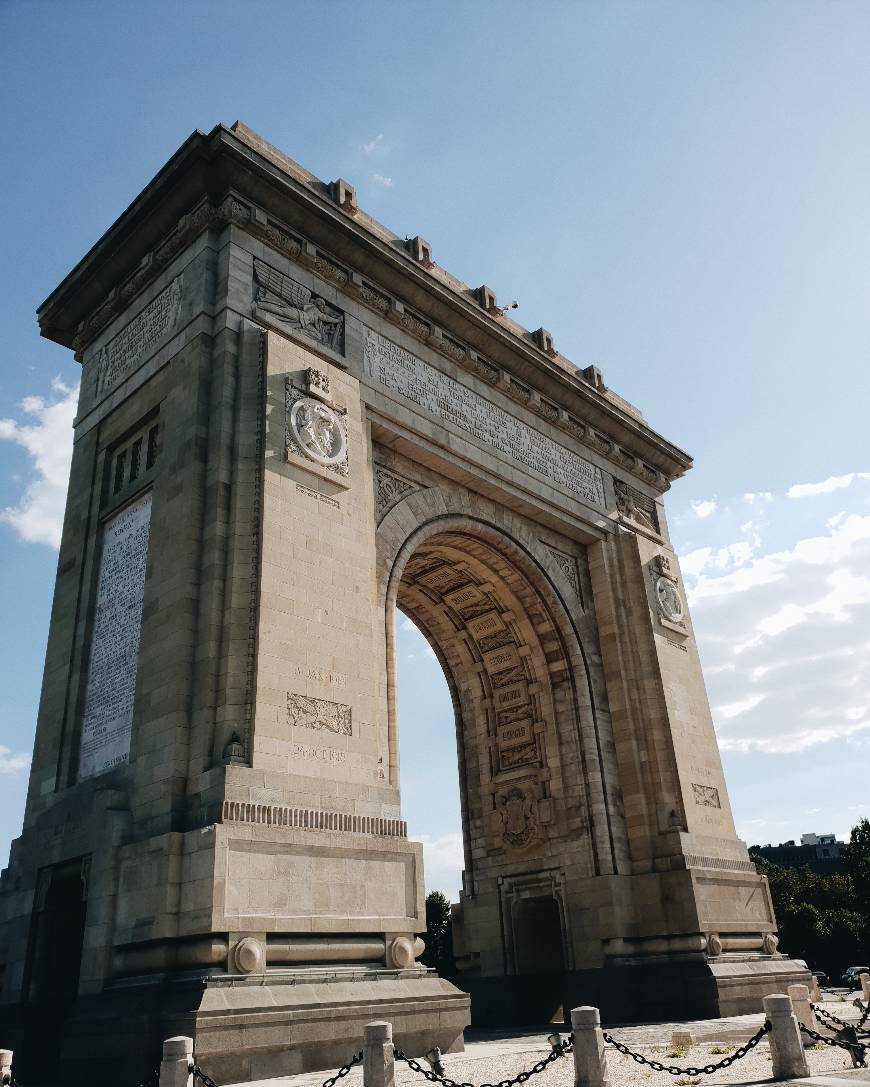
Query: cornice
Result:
<box><xmin>37</xmin><ymin>122</ymin><xmax>692</xmax><ymax>489</ymax></box>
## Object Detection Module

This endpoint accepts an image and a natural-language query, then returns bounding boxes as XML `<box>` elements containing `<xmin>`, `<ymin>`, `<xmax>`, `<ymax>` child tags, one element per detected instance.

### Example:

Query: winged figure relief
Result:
<box><xmin>253</xmin><ymin>259</ymin><xmax>343</xmax><ymax>351</ymax></box>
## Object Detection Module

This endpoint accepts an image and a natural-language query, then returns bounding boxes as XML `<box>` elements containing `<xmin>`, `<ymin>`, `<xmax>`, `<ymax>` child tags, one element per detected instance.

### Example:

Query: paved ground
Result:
<box><xmin>233</xmin><ymin>991</ymin><xmax>870</xmax><ymax>1087</ymax></box>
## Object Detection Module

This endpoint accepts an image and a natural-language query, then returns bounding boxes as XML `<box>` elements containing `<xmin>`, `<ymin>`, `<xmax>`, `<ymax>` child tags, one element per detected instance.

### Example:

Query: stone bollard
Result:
<box><xmin>570</xmin><ymin>1006</ymin><xmax>610</xmax><ymax>1087</ymax></box>
<box><xmin>788</xmin><ymin>984</ymin><xmax>818</xmax><ymax>1047</ymax></box>
<box><xmin>0</xmin><ymin>1050</ymin><xmax>12</xmax><ymax>1085</ymax></box>
<box><xmin>363</xmin><ymin>1020</ymin><xmax>395</xmax><ymax>1087</ymax></box>
<box><xmin>808</xmin><ymin>975</ymin><xmax>821</xmax><ymax>1002</ymax></box>
<box><xmin>764</xmin><ymin>993</ymin><xmax>809</xmax><ymax>1080</ymax></box>
<box><xmin>861</xmin><ymin>973</ymin><xmax>870</xmax><ymax>1002</ymax></box>
<box><xmin>159</xmin><ymin>1036</ymin><xmax>194</xmax><ymax>1087</ymax></box>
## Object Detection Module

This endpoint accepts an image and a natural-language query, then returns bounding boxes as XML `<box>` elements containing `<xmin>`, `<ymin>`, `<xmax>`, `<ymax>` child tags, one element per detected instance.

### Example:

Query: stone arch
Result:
<box><xmin>377</xmin><ymin>485</ymin><xmax>627</xmax><ymax>896</ymax></box>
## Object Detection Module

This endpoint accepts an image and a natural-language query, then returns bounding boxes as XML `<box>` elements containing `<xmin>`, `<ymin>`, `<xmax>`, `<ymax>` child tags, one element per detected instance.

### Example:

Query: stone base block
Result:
<box><xmin>459</xmin><ymin>956</ymin><xmax>812</xmax><ymax>1027</ymax></box>
<box><xmin>52</xmin><ymin>967</ymin><xmax>469</xmax><ymax>1085</ymax></box>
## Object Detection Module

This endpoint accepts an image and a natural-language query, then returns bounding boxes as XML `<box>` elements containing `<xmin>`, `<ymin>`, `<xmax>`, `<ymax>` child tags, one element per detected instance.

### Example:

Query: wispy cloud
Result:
<box><xmin>361</xmin><ymin>134</ymin><xmax>387</xmax><ymax>155</ymax></box>
<box><xmin>0</xmin><ymin>378</ymin><xmax>77</xmax><ymax>548</ymax></box>
<box><xmin>787</xmin><ymin>472</ymin><xmax>870</xmax><ymax>499</ymax></box>
<box><xmin>675</xmin><ymin>473</ymin><xmax>870</xmax><ymax>754</ymax></box>
<box><xmin>691</xmin><ymin>498</ymin><xmax>717</xmax><ymax>519</ymax></box>
<box><xmin>371</xmin><ymin>173</ymin><xmax>394</xmax><ymax>188</ymax></box>
<box><xmin>0</xmin><ymin>746</ymin><xmax>30</xmax><ymax>775</ymax></box>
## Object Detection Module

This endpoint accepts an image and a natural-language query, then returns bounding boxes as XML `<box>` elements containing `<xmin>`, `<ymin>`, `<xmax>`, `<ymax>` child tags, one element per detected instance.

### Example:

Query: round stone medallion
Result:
<box><xmin>762</xmin><ymin>932</ymin><xmax>780</xmax><ymax>955</ymax></box>
<box><xmin>289</xmin><ymin>397</ymin><xmax>346</xmax><ymax>466</ymax></box>
<box><xmin>655</xmin><ymin>576</ymin><xmax>684</xmax><ymax>622</ymax></box>
<box><xmin>389</xmin><ymin>936</ymin><xmax>416</xmax><ymax>969</ymax></box>
<box><xmin>233</xmin><ymin>936</ymin><xmax>266</xmax><ymax>974</ymax></box>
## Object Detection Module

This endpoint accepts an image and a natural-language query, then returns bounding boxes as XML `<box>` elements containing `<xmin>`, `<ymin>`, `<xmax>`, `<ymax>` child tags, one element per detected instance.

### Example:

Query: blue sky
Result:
<box><xmin>1</xmin><ymin>2</ymin><xmax>869</xmax><ymax>901</ymax></box>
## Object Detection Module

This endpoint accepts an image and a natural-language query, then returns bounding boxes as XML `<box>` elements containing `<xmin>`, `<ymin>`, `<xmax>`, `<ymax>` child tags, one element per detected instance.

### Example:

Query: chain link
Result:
<box><xmin>1</xmin><ymin>1075</ymin><xmax>22</xmax><ymax>1087</ymax></box>
<box><xmin>811</xmin><ymin>1003</ymin><xmax>870</xmax><ymax>1039</ymax></box>
<box><xmin>601</xmin><ymin>1022</ymin><xmax>770</xmax><ymax>1077</ymax></box>
<box><xmin>321</xmin><ymin>1050</ymin><xmax>363</xmax><ymax>1087</ymax></box>
<box><xmin>192</xmin><ymin>1064</ymin><xmax>223</xmax><ymax>1087</ymax></box>
<box><xmin>799</xmin><ymin>1023</ymin><xmax>867</xmax><ymax>1067</ymax></box>
<box><xmin>857</xmin><ymin>999</ymin><xmax>870</xmax><ymax>1031</ymax></box>
<box><xmin>394</xmin><ymin>1033</ymin><xmax>573</xmax><ymax>1087</ymax></box>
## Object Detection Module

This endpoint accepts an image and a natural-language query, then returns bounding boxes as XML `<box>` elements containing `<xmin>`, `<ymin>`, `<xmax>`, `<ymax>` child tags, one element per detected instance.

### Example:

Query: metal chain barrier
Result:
<box><xmin>812</xmin><ymin>1003</ymin><xmax>870</xmax><ymax>1038</ymax></box>
<box><xmin>321</xmin><ymin>1050</ymin><xmax>363</xmax><ymax>1087</ymax></box>
<box><xmin>601</xmin><ymin>1022</ymin><xmax>770</xmax><ymax>1077</ymax></box>
<box><xmin>394</xmin><ymin>1033</ymin><xmax>573</xmax><ymax>1087</ymax></box>
<box><xmin>854</xmin><ymin>999</ymin><xmax>870</xmax><ymax>1031</ymax></box>
<box><xmin>1</xmin><ymin>1074</ymin><xmax>22</xmax><ymax>1087</ymax></box>
<box><xmin>192</xmin><ymin>1064</ymin><xmax>223</xmax><ymax>1087</ymax></box>
<box><xmin>799</xmin><ymin>1023</ymin><xmax>867</xmax><ymax>1067</ymax></box>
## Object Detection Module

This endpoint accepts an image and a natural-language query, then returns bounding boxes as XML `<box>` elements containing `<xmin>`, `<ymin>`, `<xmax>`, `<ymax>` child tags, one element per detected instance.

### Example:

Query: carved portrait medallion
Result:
<box><xmin>655</xmin><ymin>575</ymin><xmax>684</xmax><ymax>623</ymax></box>
<box><xmin>289</xmin><ymin>398</ymin><xmax>347</xmax><ymax>466</ymax></box>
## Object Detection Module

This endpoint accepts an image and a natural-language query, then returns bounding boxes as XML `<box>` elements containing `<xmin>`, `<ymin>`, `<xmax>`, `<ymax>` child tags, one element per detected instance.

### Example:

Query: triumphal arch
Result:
<box><xmin>0</xmin><ymin>123</ymin><xmax>807</xmax><ymax>1082</ymax></box>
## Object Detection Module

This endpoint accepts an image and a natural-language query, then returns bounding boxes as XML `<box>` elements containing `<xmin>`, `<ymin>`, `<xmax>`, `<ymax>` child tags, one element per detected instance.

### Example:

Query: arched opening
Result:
<box><xmin>384</xmin><ymin>513</ymin><xmax>603</xmax><ymax>1023</ymax></box>
<box><xmin>394</xmin><ymin>609</ymin><xmax>463</xmax><ymax>903</ymax></box>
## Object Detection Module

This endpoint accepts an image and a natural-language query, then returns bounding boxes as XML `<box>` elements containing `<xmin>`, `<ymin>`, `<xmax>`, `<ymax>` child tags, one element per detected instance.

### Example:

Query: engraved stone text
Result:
<box><xmin>78</xmin><ymin>494</ymin><xmax>152</xmax><ymax>780</ymax></box>
<box><xmin>365</xmin><ymin>330</ymin><xmax>605</xmax><ymax>505</ymax></box>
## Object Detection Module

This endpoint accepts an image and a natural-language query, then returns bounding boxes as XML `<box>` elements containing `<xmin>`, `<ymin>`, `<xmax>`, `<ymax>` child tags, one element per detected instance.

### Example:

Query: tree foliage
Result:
<box><xmin>750</xmin><ymin>826</ymin><xmax>870</xmax><ymax>972</ymax></box>
<box><xmin>420</xmin><ymin>890</ymin><xmax>455</xmax><ymax>977</ymax></box>
<box><xmin>848</xmin><ymin>818</ymin><xmax>870</xmax><ymax>916</ymax></box>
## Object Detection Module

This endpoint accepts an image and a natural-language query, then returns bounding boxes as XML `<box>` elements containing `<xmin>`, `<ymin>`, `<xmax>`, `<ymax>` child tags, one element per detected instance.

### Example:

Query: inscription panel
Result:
<box><xmin>365</xmin><ymin>330</ymin><xmax>605</xmax><ymax>506</ymax></box>
<box><xmin>96</xmin><ymin>277</ymin><xmax>183</xmax><ymax>395</ymax></box>
<box><xmin>78</xmin><ymin>494</ymin><xmax>152</xmax><ymax>780</ymax></box>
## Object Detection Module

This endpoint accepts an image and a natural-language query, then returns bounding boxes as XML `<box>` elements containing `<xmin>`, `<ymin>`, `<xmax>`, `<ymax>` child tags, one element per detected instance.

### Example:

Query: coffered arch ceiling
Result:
<box><xmin>383</xmin><ymin>512</ymin><xmax>622</xmax><ymax>886</ymax></box>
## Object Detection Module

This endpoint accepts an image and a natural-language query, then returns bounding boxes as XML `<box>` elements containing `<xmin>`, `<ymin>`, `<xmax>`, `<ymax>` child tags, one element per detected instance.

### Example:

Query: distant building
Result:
<box><xmin>753</xmin><ymin>832</ymin><xmax>847</xmax><ymax>875</ymax></box>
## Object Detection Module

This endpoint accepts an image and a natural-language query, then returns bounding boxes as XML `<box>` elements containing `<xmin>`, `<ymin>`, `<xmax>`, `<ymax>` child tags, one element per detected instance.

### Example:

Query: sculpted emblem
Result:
<box><xmin>655</xmin><ymin>575</ymin><xmax>684</xmax><ymax>623</ymax></box>
<box><xmin>289</xmin><ymin>398</ymin><xmax>347</xmax><ymax>466</ymax></box>
<box><xmin>498</xmin><ymin>786</ymin><xmax>538</xmax><ymax>850</ymax></box>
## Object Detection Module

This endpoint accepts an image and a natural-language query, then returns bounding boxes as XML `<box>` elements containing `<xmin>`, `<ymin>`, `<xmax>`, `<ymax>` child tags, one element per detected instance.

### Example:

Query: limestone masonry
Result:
<box><xmin>0</xmin><ymin>121</ymin><xmax>809</xmax><ymax>1084</ymax></box>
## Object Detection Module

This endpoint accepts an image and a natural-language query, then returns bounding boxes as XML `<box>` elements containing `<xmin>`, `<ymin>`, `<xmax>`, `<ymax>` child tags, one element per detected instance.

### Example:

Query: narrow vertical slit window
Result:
<box><xmin>146</xmin><ymin>426</ymin><xmax>159</xmax><ymax>470</ymax></box>
<box><xmin>129</xmin><ymin>439</ymin><xmax>142</xmax><ymax>483</ymax></box>
<box><xmin>113</xmin><ymin>452</ymin><xmax>126</xmax><ymax>494</ymax></box>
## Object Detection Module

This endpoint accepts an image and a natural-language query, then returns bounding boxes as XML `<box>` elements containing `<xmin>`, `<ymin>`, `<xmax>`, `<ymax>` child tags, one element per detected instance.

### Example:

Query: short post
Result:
<box><xmin>788</xmin><ymin>983</ymin><xmax>818</xmax><ymax>1046</ymax></box>
<box><xmin>808</xmin><ymin>975</ymin><xmax>821</xmax><ymax>1002</ymax></box>
<box><xmin>0</xmin><ymin>1050</ymin><xmax>12</xmax><ymax>1085</ymax></box>
<box><xmin>861</xmin><ymin>973</ymin><xmax>870</xmax><ymax>1002</ymax></box>
<box><xmin>764</xmin><ymin>993</ymin><xmax>809</xmax><ymax>1080</ymax></box>
<box><xmin>159</xmin><ymin>1036</ymin><xmax>194</xmax><ymax>1087</ymax></box>
<box><xmin>363</xmin><ymin>1020</ymin><xmax>394</xmax><ymax>1087</ymax></box>
<box><xmin>570</xmin><ymin>1006</ymin><xmax>610</xmax><ymax>1087</ymax></box>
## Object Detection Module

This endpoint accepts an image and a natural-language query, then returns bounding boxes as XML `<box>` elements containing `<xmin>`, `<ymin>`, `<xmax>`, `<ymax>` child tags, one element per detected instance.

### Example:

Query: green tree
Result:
<box><xmin>420</xmin><ymin>890</ymin><xmax>455</xmax><ymax>977</ymax></box>
<box><xmin>848</xmin><ymin>819</ymin><xmax>870</xmax><ymax>917</ymax></box>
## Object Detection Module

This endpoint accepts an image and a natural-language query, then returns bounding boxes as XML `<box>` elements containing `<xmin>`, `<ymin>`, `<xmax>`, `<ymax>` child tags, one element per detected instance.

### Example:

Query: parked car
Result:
<box><xmin>842</xmin><ymin>966</ymin><xmax>869</xmax><ymax>989</ymax></box>
<box><xmin>812</xmin><ymin>969</ymin><xmax>830</xmax><ymax>986</ymax></box>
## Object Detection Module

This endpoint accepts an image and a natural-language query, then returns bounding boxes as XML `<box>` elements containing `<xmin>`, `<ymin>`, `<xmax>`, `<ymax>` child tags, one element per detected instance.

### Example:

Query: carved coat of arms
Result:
<box><xmin>498</xmin><ymin>786</ymin><xmax>539</xmax><ymax>850</ymax></box>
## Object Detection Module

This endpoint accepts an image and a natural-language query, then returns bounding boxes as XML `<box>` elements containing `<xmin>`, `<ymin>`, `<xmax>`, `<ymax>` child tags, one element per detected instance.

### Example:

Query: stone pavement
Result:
<box><xmin>229</xmin><ymin>994</ymin><xmax>869</xmax><ymax>1087</ymax></box>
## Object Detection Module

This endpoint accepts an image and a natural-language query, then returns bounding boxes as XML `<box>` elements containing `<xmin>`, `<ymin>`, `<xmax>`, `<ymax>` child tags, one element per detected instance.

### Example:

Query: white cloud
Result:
<box><xmin>414</xmin><ymin>832</ymin><xmax>464</xmax><ymax>901</ymax></box>
<box><xmin>0</xmin><ymin>378</ymin><xmax>77</xmax><ymax>548</ymax></box>
<box><xmin>361</xmin><ymin>133</ymin><xmax>387</xmax><ymax>155</ymax></box>
<box><xmin>0</xmin><ymin>747</ymin><xmax>30</xmax><ymax>775</ymax></box>
<box><xmin>787</xmin><ymin>472</ymin><xmax>870</xmax><ymax>499</ymax></box>
<box><xmin>371</xmin><ymin>173</ymin><xmax>394</xmax><ymax>188</ymax></box>
<box><xmin>716</xmin><ymin>694</ymin><xmax>766</xmax><ymax>719</ymax></box>
<box><xmin>680</xmin><ymin>492</ymin><xmax>870</xmax><ymax>754</ymax></box>
<box><xmin>691</xmin><ymin>498</ymin><xmax>717</xmax><ymax>519</ymax></box>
